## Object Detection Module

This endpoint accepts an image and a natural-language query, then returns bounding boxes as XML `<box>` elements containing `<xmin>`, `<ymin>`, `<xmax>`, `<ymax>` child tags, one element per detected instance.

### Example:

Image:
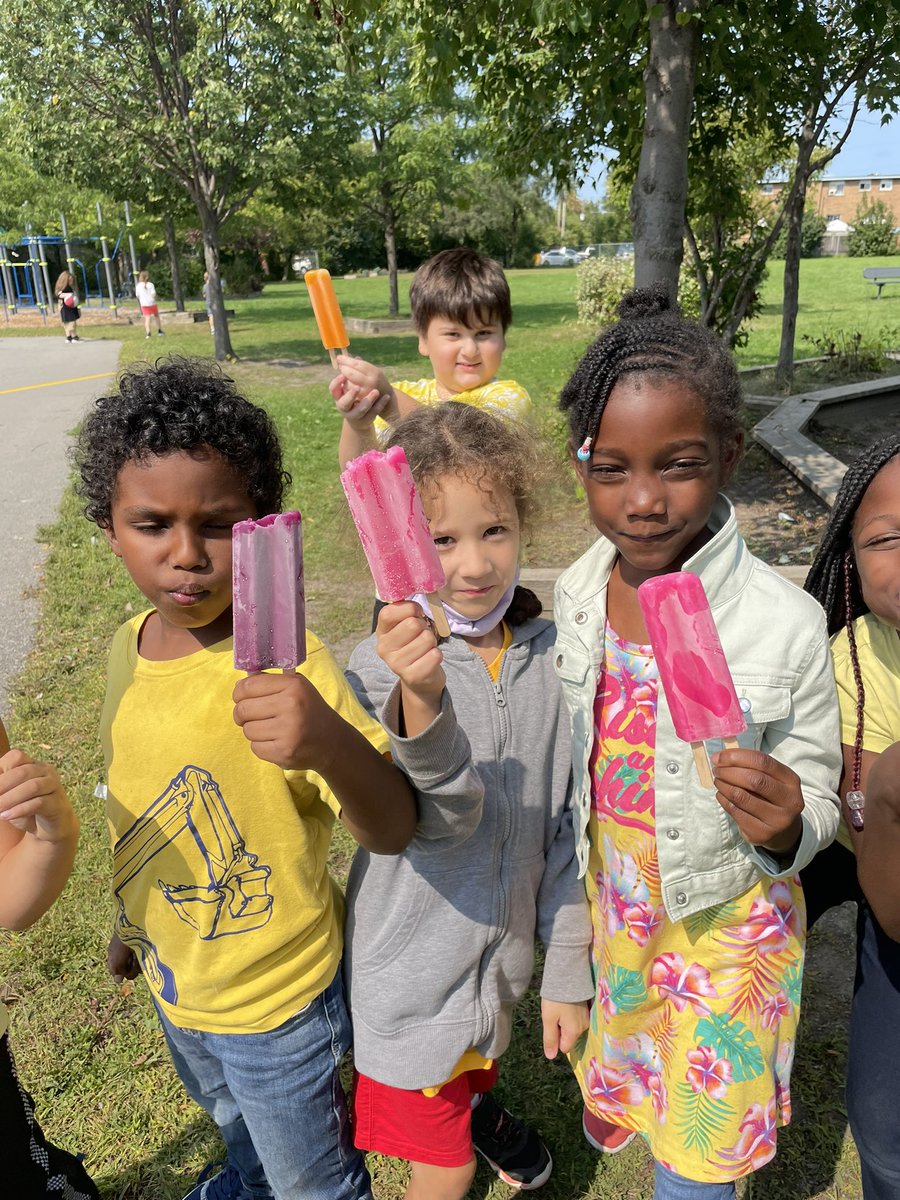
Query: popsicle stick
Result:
<box><xmin>723</xmin><ymin>736</ymin><xmax>740</xmax><ymax>750</ymax></box>
<box><xmin>425</xmin><ymin>593</ymin><xmax>451</xmax><ymax>638</ymax></box>
<box><xmin>691</xmin><ymin>742</ymin><xmax>715</xmax><ymax>788</ymax></box>
<box><xmin>328</xmin><ymin>344</ymin><xmax>350</xmax><ymax>368</ymax></box>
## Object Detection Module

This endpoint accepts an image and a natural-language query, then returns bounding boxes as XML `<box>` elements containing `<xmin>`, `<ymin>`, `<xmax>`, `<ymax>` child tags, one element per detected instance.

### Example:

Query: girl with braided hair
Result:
<box><xmin>803</xmin><ymin>433</ymin><xmax>900</xmax><ymax>1200</ymax></box>
<box><xmin>552</xmin><ymin>286</ymin><xmax>841</xmax><ymax>1199</ymax></box>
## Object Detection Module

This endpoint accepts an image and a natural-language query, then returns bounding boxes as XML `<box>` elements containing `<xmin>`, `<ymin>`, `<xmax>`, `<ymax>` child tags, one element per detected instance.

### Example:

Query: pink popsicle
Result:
<box><xmin>638</xmin><ymin>572</ymin><xmax>745</xmax><ymax>786</ymax></box>
<box><xmin>232</xmin><ymin>512</ymin><xmax>306</xmax><ymax>672</ymax></box>
<box><xmin>341</xmin><ymin>447</ymin><xmax>450</xmax><ymax>636</ymax></box>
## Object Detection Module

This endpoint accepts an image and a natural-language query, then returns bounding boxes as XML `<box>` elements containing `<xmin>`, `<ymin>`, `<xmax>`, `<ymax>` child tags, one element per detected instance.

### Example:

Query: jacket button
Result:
<box><xmin>739</xmin><ymin>696</ymin><xmax>752</xmax><ymax>713</ymax></box>
<box><xmin>575</xmin><ymin>611</ymin><xmax>588</xmax><ymax>624</ymax></box>
<box><xmin>666</xmin><ymin>828</ymin><xmax>680</xmax><ymax>840</ymax></box>
<box><xmin>675</xmin><ymin>891</ymin><xmax>688</xmax><ymax>905</ymax></box>
<box><xmin>665</xmin><ymin>761</ymin><xmax>679</xmax><ymax>775</ymax></box>
<box><xmin>555</xmin><ymin>653</ymin><xmax>563</xmax><ymax>668</ymax></box>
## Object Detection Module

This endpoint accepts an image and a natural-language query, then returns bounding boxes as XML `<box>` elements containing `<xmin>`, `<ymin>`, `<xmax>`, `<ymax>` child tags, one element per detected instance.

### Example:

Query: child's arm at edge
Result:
<box><xmin>855</xmin><ymin>741</ymin><xmax>900</xmax><ymax>939</ymax></box>
<box><xmin>0</xmin><ymin>721</ymin><xmax>79</xmax><ymax>931</ymax></box>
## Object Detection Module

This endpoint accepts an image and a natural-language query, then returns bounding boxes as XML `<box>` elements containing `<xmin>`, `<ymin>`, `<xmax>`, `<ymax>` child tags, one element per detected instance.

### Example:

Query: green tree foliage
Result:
<box><xmin>328</xmin><ymin>12</ymin><xmax>468</xmax><ymax>314</ymax></box>
<box><xmin>848</xmin><ymin>196</ymin><xmax>899</xmax><ymax>256</ymax></box>
<box><xmin>0</xmin><ymin>1</ymin><xmax>345</xmax><ymax>359</ymax></box>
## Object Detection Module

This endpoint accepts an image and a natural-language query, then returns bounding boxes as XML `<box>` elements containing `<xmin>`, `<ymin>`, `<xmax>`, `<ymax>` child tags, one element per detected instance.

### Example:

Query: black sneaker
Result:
<box><xmin>470</xmin><ymin>1093</ymin><xmax>552</xmax><ymax>1189</ymax></box>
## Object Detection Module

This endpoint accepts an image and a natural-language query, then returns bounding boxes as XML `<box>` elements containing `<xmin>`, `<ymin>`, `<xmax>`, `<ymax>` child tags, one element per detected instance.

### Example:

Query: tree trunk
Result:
<box><xmin>775</xmin><ymin>123</ymin><xmax>816</xmax><ymax>390</ymax></box>
<box><xmin>163</xmin><ymin>215</ymin><xmax>185</xmax><ymax>312</ymax></box>
<box><xmin>199</xmin><ymin>207</ymin><xmax>235</xmax><ymax>361</ymax></box>
<box><xmin>632</xmin><ymin>0</ymin><xmax>701</xmax><ymax>300</ymax></box>
<box><xmin>384</xmin><ymin>211</ymin><xmax>399</xmax><ymax>317</ymax></box>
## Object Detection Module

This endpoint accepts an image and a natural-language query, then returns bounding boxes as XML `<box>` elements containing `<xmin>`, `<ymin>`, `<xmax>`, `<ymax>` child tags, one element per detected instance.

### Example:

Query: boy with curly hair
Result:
<box><xmin>75</xmin><ymin>357</ymin><xmax>416</xmax><ymax>1200</ymax></box>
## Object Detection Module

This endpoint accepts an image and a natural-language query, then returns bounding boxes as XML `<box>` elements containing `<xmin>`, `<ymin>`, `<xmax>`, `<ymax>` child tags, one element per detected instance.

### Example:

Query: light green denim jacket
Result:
<box><xmin>553</xmin><ymin>496</ymin><xmax>841</xmax><ymax>921</ymax></box>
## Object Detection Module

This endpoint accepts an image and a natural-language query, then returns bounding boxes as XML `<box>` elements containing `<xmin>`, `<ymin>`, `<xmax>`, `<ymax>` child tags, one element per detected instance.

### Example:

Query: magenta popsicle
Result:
<box><xmin>638</xmin><ymin>572</ymin><xmax>745</xmax><ymax>786</ymax></box>
<box><xmin>232</xmin><ymin>512</ymin><xmax>306</xmax><ymax>672</ymax></box>
<box><xmin>341</xmin><ymin>447</ymin><xmax>450</xmax><ymax>636</ymax></box>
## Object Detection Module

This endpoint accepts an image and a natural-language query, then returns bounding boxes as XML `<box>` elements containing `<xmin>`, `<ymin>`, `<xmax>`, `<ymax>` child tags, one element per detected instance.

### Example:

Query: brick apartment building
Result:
<box><xmin>759</xmin><ymin>172</ymin><xmax>900</xmax><ymax>252</ymax></box>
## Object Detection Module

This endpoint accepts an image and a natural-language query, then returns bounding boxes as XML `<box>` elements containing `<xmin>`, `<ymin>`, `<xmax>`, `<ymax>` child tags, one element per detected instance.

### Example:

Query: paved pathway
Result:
<box><xmin>0</xmin><ymin>336</ymin><xmax>121</xmax><ymax>716</ymax></box>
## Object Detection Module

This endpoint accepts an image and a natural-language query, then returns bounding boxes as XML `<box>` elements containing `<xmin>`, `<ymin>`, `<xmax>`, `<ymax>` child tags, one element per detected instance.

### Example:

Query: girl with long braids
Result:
<box><xmin>553</xmin><ymin>286</ymin><xmax>841</xmax><ymax>1199</ymax></box>
<box><xmin>803</xmin><ymin>433</ymin><xmax>900</xmax><ymax>1200</ymax></box>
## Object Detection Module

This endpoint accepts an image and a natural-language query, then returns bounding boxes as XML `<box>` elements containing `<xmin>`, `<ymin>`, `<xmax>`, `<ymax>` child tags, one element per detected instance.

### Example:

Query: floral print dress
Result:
<box><xmin>569</xmin><ymin>626</ymin><xmax>805</xmax><ymax>1183</ymax></box>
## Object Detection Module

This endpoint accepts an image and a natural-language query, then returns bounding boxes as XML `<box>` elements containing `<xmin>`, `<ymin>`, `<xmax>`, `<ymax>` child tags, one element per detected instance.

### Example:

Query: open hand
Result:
<box><xmin>541</xmin><ymin>999</ymin><xmax>590</xmax><ymax>1059</ymax></box>
<box><xmin>0</xmin><ymin>749</ymin><xmax>77</xmax><ymax>843</ymax></box>
<box><xmin>711</xmin><ymin>747</ymin><xmax>804</xmax><ymax>857</ymax></box>
<box><xmin>233</xmin><ymin>671</ymin><xmax>337</xmax><ymax>772</ymax></box>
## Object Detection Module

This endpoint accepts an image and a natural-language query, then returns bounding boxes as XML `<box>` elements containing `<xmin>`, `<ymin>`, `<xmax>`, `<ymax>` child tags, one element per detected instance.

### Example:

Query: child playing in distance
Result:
<box><xmin>803</xmin><ymin>434</ymin><xmax>900</xmax><ymax>1200</ymax></box>
<box><xmin>74</xmin><ymin>358</ymin><xmax>416</xmax><ymax>1200</ymax></box>
<box><xmin>345</xmin><ymin>402</ymin><xmax>592</xmax><ymax>1198</ymax></box>
<box><xmin>553</xmin><ymin>287</ymin><xmax>841</xmax><ymax>1199</ymax></box>
<box><xmin>0</xmin><ymin>717</ymin><xmax>99</xmax><ymax>1199</ymax></box>
<box><xmin>54</xmin><ymin>270</ymin><xmax>81</xmax><ymax>343</ymax></box>
<box><xmin>330</xmin><ymin>247</ymin><xmax>531</xmax><ymax>468</ymax></box>
<box><xmin>135</xmin><ymin>270</ymin><xmax>164</xmax><ymax>339</ymax></box>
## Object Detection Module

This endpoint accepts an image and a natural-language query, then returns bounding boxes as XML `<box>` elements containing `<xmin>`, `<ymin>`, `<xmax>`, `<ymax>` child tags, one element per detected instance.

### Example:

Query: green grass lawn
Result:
<box><xmin>1</xmin><ymin>255</ymin><xmax>893</xmax><ymax>1198</ymax></box>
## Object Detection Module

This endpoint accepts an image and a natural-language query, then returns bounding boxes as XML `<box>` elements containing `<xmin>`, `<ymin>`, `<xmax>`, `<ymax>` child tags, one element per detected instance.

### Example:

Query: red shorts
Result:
<box><xmin>352</xmin><ymin>1063</ymin><xmax>499</xmax><ymax>1167</ymax></box>
<box><xmin>140</xmin><ymin>304</ymin><xmax>159</xmax><ymax>316</ymax></box>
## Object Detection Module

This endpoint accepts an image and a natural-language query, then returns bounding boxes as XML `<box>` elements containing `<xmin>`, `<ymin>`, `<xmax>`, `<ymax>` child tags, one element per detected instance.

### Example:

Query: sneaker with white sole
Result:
<box><xmin>582</xmin><ymin>1105</ymin><xmax>636</xmax><ymax>1153</ymax></box>
<box><xmin>181</xmin><ymin>1162</ymin><xmax>252</xmax><ymax>1200</ymax></box>
<box><xmin>470</xmin><ymin>1093</ymin><xmax>552</xmax><ymax>1189</ymax></box>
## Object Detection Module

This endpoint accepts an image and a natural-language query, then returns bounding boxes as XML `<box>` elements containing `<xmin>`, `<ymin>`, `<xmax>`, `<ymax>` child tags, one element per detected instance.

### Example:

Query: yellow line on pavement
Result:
<box><xmin>0</xmin><ymin>371</ymin><xmax>115</xmax><ymax>396</ymax></box>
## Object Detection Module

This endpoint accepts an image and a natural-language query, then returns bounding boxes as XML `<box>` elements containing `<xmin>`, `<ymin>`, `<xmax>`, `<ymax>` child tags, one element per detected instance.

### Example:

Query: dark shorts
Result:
<box><xmin>60</xmin><ymin>305</ymin><xmax>80</xmax><ymax>324</ymax></box>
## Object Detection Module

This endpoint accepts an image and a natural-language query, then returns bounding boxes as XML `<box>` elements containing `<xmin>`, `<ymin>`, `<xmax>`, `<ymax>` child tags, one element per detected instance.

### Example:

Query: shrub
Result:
<box><xmin>771</xmin><ymin>210</ymin><xmax>827</xmax><ymax>259</ymax></box>
<box><xmin>801</xmin><ymin>326</ymin><xmax>900</xmax><ymax>375</ymax></box>
<box><xmin>575</xmin><ymin>253</ymin><xmax>701</xmax><ymax>328</ymax></box>
<box><xmin>849</xmin><ymin>197</ymin><xmax>898</xmax><ymax>257</ymax></box>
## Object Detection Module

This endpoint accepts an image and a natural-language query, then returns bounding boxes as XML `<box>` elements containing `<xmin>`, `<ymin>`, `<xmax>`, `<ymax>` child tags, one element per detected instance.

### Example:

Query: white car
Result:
<box><xmin>539</xmin><ymin>247</ymin><xmax>579</xmax><ymax>267</ymax></box>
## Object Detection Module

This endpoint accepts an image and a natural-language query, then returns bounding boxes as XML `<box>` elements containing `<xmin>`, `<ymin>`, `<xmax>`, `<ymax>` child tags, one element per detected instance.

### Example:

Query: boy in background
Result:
<box><xmin>331</xmin><ymin>248</ymin><xmax>530</xmax><ymax>468</ymax></box>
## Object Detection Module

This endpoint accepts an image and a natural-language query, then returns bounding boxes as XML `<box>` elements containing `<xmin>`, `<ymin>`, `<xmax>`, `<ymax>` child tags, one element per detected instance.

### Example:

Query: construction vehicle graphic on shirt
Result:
<box><xmin>112</xmin><ymin>765</ymin><xmax>273</xmax><ymax>1004</ymax></box>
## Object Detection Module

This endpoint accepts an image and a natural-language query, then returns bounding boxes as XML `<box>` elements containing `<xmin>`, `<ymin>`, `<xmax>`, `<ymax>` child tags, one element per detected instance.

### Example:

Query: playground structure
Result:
<box><xmin>0</xmin><ymin>201</ymin><xmax>141</xmax><ymax>324</ymax></box>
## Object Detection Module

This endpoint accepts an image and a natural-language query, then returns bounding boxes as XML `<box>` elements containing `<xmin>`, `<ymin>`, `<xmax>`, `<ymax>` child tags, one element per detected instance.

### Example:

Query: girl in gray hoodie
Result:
<box><xmin>345</xmin><ymin>403</ymin><xmax>593</xmax><ymax>1199</ymax></box>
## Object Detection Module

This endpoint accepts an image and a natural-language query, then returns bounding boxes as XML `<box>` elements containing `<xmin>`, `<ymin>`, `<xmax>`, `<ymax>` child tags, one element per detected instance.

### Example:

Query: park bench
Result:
<box><xmin>863</xmin><ymin>266</ymin><xmax>900</xmax><ymax>298</ymax></box>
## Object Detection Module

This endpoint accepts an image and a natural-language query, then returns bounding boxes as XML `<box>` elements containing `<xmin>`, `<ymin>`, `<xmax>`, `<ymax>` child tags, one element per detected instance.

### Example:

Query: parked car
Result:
<box><xmin>538</xmin><ymin>247</ymin><xmax>579</xmax><ymax>267</ymax></box>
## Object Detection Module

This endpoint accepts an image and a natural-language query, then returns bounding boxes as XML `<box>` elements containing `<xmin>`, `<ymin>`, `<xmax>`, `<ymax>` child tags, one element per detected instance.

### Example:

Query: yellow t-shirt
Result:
<box><xmin>373</xmin><ymin>378</ymin><xmax>531</xmax><ymax>440</ymax></box>
<box><xmin>100</xmin><ymin>612</ymin><xmax>390</xmax><ymax>1034</ymax></box>
<box><xmin>831</xmin><ymin>613</ymin><xmax>900</xmax><ymax>850</ymax></box>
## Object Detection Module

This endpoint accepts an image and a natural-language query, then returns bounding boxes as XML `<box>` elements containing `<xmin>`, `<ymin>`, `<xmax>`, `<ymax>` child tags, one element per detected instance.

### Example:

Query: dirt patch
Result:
<box><xmin>809</xmin><ymin>393</ymin><xmax>900</xmax><ymax>463</ymax></box>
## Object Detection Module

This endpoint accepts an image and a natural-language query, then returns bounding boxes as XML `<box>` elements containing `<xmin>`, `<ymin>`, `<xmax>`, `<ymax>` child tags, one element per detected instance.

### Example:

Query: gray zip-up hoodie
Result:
<box><xmin>344</xmin><ymin>616</ymin><xmax>593</xmax><ymax>1091</ymax></box>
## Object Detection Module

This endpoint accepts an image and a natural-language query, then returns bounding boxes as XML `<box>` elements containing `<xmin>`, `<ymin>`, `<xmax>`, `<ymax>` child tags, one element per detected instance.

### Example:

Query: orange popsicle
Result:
<box><xmin>305</xmin><ymin>269</ymin><xmax>348</xmax><ymax>365</ymax></box>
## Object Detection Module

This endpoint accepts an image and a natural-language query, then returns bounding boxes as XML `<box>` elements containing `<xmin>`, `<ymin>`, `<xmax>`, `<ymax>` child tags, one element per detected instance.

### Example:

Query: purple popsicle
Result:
<box><xmin>232</xmin><ymin>512</ymin><xmax>306</xmax><ymax>672</ymax></box>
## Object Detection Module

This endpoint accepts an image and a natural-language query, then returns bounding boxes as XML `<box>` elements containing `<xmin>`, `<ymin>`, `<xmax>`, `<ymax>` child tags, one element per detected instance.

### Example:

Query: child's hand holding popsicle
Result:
<box><xmin>375</xmin><ymin>601</ymin><xmax>446</xmax><ymax>738</ymax></box>
<box><xmin>329</xmin><ymin>356</ymin><xmax>398</xmax><ymax>430</ymax></box>
<box><xmin>233</xmin><ymin>669</ymin><xmax>340</xmax><ymax>771</ymax></box>
<box><xmin>711</xmin><ymin>748</ymin><xmax>804</xmax><ymax>858</ymax></box>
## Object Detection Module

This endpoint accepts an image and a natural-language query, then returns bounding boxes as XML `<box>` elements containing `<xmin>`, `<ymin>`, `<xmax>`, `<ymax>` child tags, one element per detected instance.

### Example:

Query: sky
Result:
<box><xmin>577</xmin><ymin>98</ymin><xmax>899</xmax><ymax>203</ymax></box>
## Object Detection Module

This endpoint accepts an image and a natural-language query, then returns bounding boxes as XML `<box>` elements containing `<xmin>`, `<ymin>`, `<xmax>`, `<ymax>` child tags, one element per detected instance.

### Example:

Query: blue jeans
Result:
<box><xmin>155</xmin><ymin>971</ymin><xmax>372</xmax><ymax>1200</ymax></box>
<box><xmin>847</xmin><ymin>900</ymin><xmax>900</xmax><ymax>1200</ymax></box>
<box><xmin>654</xmin><ymin>1163</ymin><xmax>736</xmax><ymax>1200</ymax></box>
